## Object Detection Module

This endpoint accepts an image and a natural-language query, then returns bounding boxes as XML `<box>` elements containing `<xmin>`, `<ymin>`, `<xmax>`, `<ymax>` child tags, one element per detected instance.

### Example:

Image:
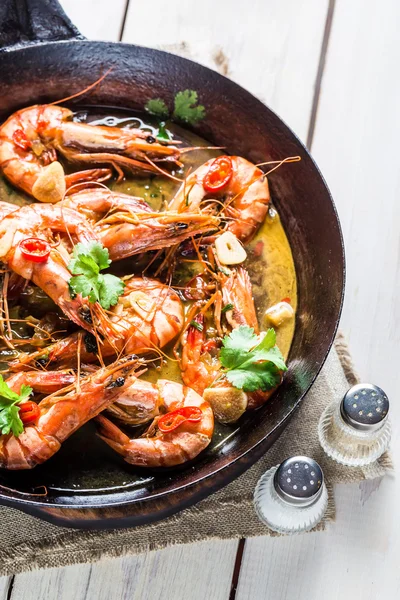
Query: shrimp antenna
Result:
<box><xmin>50</xmin><ymin>68</ymin><xmax>113</xmax><ymax>106</ymax></box>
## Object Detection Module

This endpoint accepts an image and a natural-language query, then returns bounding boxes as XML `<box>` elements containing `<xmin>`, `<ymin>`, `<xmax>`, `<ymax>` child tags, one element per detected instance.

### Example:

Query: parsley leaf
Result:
<box><xmin>227</xmin><ymin>362</ymin><xmax>281</xmax><ymax>393</ymax></box>
<box><xmin>145</xmin><ymin>91</ymin><xmax>206</xmax><ymax>126</ymax></box>
<box><xmin>173</xmin><ymin>90</ymin><xmax>206</xmax><ymax>125</ymax></box>
<box><xmin>69</xmin><ymin>242</ymin><xmax>110</xmax><ymax>274</ymax></box>
<box><xmin>219</xmin><ymin>326</ymin><xmax>287</xmax><ymax>393</ymax></box>
<box><xmin>145</xmin><ymin>98</ymin><xmax>169</xmax><ymax>118</ymax></box>
<box><xmin>0</xmin><ymin>375</ymin><xmax>33</xmax><ymax>436</ymax></box>
<box><xmin>68</xmin><ymin>242</ymin><xmax>125</xmax><ymax>310</ymax></box>
<box><xmin>98</xmin><ymin>274</ymin><xmax>126</xmax><ymax>310</ymax></box>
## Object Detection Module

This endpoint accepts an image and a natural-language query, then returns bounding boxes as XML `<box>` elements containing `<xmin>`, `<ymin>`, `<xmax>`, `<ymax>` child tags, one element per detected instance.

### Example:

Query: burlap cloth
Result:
<box><xmin>0</xmin><ymin>333</ymin><xmax>392</xmax><ymax>576</ymax></box>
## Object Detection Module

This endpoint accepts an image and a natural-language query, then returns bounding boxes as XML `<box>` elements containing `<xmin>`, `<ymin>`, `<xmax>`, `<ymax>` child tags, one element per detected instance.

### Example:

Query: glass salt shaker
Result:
<box><xmin>254</xmin><ymin>456</ymin><xmax>328</xmax><ymax>534</ymax></box>
<box><xmin>318</xmin><ymin>383</ymin><xmax>391</xmax><ymax>467</ymax></box>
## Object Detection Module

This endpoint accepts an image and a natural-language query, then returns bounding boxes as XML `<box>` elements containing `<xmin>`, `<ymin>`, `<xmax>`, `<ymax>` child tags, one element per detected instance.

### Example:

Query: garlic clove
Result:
<box><xmin>203</xmin><ymin>387</ymin><xmax>248</xmax><ymax>423</ymax></box>
<box><xmin>215</xmin><ymin>231</ymin><xmax>247</xmax><ymax>265</ymax></box>
<box><xmin>264</xmin><ymin>301</ymin><xmax>294</xmax><ymax>327</ymax></box>
<box><xmin>32</xmin><ymin>161</ymin><xmax>66</xmax><ymax>203</ymax></box>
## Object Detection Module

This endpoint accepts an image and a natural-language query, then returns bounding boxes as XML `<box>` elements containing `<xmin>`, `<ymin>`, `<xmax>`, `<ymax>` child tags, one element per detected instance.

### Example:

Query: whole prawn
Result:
<box><xmin>169</xmin><ymin>155</ymin><xmax>270</xmax><ymax>242</ymax></box>
<box><xmin>64</xmin><ymin>189</ymin><xmax>220</xmax><ymax>261</ymax></box>
<box><xmin>96</xmin><ymin>379</ymin><xmax>214</xmax><ymax>467</ymax></box>
<box><xmin>0</xmin><ymin>105</ymin><xmax>182</xmax><ymax>203</ymax></box>
<box><xmin>0</xmin><ymin>357</ymin><xmax>142</xmax><ymax>470</ymax></box>
<box><xmin>179</xmin><ymin>267</ymin><xmax>279</xmax><ymax>417</ymax></box>
<box><xmin>10</xmin><ymin>276</ymin><xmax>185</xmax><ymax>371</ymax></box>
<box><xmin>0</xmin><ymin>202</ymin><xmax>99</xmax><ymax>330</ymax></box>
<box><xmin>0</xmin><ymin>201</ymin><xmax>124</xmax><ymax>343</ymax></box>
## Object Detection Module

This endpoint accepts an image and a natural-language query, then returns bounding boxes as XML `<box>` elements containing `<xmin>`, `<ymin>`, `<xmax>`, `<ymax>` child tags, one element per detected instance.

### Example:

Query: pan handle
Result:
<box><xmin>0</xmin><ymin>0</ymin><xmax>84</xmax><ymax>50</ymax></box>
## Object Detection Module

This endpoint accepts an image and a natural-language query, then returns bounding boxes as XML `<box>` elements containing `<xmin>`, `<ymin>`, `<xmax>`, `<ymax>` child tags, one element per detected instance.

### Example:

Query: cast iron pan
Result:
<box><xmin>0</xmin><ymin>0</ymin><xmax>344</xmax><ymax>529</ymax></box>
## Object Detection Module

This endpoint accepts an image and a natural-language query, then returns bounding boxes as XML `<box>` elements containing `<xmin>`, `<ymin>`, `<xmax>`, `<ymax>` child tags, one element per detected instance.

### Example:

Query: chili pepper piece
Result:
<box><xmin>19</xmin><ymin>238</ymin><xmax>51</xmax><ymax>263</ymax></box>
<box><xmin>158</xmin><ymin>406</ymin><xmax>202</xmax><ymax>433</ymax></box>
<box><xmin>19</xmin><ymin>401</ymin><xmax>40</xmax><ymax>425</ymax></box>
<box><xmin>203</xmin><ymin>156</ymin><xmax>233</xmax><ymax>192</ymax></box>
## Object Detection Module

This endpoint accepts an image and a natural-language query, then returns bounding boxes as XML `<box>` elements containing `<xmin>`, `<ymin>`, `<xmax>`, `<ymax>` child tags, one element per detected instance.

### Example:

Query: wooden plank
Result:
<box><xmin>122</xmin><ymin>0</ymin><xmax>329</xmax><ymax>143</ymax></box>
<box><xmin>238</xmin><ymin>480</ymin><xmax>399</xmax><ymax>600</ymax></box>
<box><xmin>9</xmin><ymin>541</ymin><xmax>238</xmax><ymax>600</ymax></box>
<box><xmin>59</xmin><ymin>0</ymin><xmax>127</xmax><ymax>41</ymax></box>
<box><xmin>0</xmin><ymin>577</ymin><xmax>13</xmax><ymax>599</ymax></box>
<box><xmin>237</xmin><ymin>0</ymin><xmax>400</xmax><ymax>597</ymax></box>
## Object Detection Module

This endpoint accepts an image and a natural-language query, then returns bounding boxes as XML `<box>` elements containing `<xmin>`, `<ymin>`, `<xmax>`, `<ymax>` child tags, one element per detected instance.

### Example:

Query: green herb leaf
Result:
<box><xmin>68</xmin><ymin>242</ymin><xmax>125</xmax><ymax>310</ymax></box>
<box><xmin>156</xmin><ymin>121</ymin><xmax>171</xmax><ymax>141</ymax></box>
<box><xmin>18</xmin><ymin>385</ymin><xmax>33</xmax><ymax>402</ymax></box>
<box><xmin>221</xmin><ymin>303</ymin><xmax>234</xmax><ymax>314</ymax></box>
<box><xmin>145</xmin><ymin>98</ymin><xmax>169</xmax><ymax>118</ymax></box>
<box><xmin>0</xmin><ymin>375</ymin><xmax>33</xmax><ymax>436</ymax></box>
<box><xmin>173</xmin><ymin>90</ymin><xmax>206</xmax><ymax>125</ymax></box>
<box><xmin>98</xmin><ymin>274</ymin><xmax>126</xmax><ymax>311</ymax></box>
<box><xmin>222</xmin><ymin>326</ymin><xmax>258</xmax><ymax>352</ymax></box>
<box><xmin>69</xmin><ymin>242</ymin><xmax>110</xmax><ymax>275</ymax></box>
<box><xmin>190</xmin><ymin>320</ymin><xmax>204</xmax><ymax>332</ymax></box>
<box><xmin>220</xmin><ymin>326</ymin><xmax>287</xmax><ymax>393</ymax></box>
<box><xmin>0</xmin><ymin>376</ymin><xmax>21</xmax><ymax>403</ymax></box>
<box><xmin>226</xmin><ymin>362</ymin><xmax>281</xmax><ymax>393</ymax></box>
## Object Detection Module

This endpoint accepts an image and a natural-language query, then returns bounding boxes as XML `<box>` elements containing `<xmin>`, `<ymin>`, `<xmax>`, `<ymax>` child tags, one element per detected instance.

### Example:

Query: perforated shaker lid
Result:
<box><xmin>340</xmin><ymin>383</ymin><xmax>389</xmax><ymax>431</ymax></box>
<box><xmin>273</xmin><ymin>456</ymin><xmax>324</xmax><ymax>506</ymax></box>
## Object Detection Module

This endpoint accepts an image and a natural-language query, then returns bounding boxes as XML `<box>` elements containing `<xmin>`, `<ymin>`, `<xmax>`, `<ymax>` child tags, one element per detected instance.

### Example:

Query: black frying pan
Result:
<box><xmin>0</xmin><ymin>0</ymin><xmax>344</xmax><ymax>529</ymax></box>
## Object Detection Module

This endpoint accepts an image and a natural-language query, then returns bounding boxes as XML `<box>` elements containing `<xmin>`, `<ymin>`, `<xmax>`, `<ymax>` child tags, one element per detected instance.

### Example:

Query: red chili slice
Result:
<box><xmin>19</xmin><ymin>401</ymin><xmax>40</xmax><ymax>425</ymax></box>
<box><xmin>203</xmin><ymin>156</ymin><xmax>233</xmax><ymax>192</ymax></box>
<box><xmin>203</xmin><ymin>339</ymin><xmax>218</xmax><ymax>352</ymax></box>
<box><xmin>158</xmin><ymin>406</ymin><xmax>202</xmax><ymax>433</ymax></box>
<box><xmin>19</xmin><ymin>238</ymin><xmax>51</xmax><ymax>263</ymax></box>
<box><xmin>12</xmin><ymin>129</ymin><xmax>31</xmax><ymax>152</ymax></box>
<box><xmin>281</xmin><ymin>297</ymin><xmax>291</xmax><ymax>304</ymax></box>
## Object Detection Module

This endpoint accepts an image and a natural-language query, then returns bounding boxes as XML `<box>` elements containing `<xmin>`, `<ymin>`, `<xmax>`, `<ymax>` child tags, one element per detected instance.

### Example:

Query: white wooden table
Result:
<box><xmin>1</xmin><ymin>1</ymin><xmax>399</xmax><ymax>598</ymax></box>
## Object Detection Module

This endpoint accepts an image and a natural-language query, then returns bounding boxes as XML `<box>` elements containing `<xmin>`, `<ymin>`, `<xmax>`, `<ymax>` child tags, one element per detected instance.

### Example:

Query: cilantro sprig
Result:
<box><xmin>0</xmin><ymin>376</ymin><xmax>32</xmax><ymax>436</ymax></box>
<box><xmin>219</xmin><ymin>326</ymin><xmax>287</xmax><ymax>393</ymax></box>
<box><xmin>145</xmin><ymin>98</ymin><xmax>169</xmax><ymax>119</ymax></box>
<box><xmin>173</xmin><ymin>90</ymin><xmax>205</xmax><ymax>124</ymax></box>
<box><xmin>68</xmin><ymin>242</ymin><xmax>125</xmax><ymax>310</ymax></box>
<box><xmin>145</xmin><ymin>89</ymin><xmax>206</xmax><ymax>126</ymax></box>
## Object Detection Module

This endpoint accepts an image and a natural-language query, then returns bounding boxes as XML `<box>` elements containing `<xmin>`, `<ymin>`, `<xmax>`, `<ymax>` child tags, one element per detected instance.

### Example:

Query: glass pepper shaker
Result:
<box><xmin>318</xmin><ymin>383</ymin><xmax>391</xmax><ymax>467</ymax></box>
<box><xmin>254</xmin><ymin>456</ymin><xmax>328</xmax><ymax>534</ymax></box>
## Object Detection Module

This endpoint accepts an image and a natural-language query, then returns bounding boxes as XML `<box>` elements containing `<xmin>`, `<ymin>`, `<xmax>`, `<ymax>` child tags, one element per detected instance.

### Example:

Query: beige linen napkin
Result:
<box><xmin>0</xmin><ymin>333</ymin><xmax>392</xmax><ymax>576</ymax></box>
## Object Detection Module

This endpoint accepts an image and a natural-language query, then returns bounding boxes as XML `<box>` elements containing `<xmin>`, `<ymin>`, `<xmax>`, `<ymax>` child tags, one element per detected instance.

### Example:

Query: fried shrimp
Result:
<box><xmin>0</xmin><ymin>105</ymin><xmax>182</xmax><ymax>203</ymax></box>
<box><xmin>0</xmin><ymin>357</ymin><xmax>142</xmax><ymax>469</ymax></box>
<box><xmin>11</xmin><ymin>276</ymin><xmax>184</xmax><ymax>370</ymax></box>
<box><xmin>169</xmin><ymin>155</ymin><xmax>270</xmax><ymax>242</ymax></box>
<box><xmin>96</xmin><ymin>380</ymin><xmax>214</xmax><ymax>467</ymax></box>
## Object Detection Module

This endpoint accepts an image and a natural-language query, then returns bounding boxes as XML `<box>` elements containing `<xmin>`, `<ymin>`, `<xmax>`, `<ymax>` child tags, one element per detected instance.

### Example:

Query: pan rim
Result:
<box><xmin>0</xmin><ymin>39</ymin><xmax>345</xmax><ymax>519</ymax></box>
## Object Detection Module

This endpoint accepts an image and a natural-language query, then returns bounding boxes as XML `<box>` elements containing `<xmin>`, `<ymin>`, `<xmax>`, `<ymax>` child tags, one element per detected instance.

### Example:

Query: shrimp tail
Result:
<box><xmin>96</xmin><ymin>414</ymin><xmax>130</xmax><ymax>453</ymax></box>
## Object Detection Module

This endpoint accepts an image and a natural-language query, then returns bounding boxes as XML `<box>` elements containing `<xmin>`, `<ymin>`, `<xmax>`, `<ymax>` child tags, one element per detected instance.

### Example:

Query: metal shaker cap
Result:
<box><xmin>340</xmin><ymin>383</ymin><xmax>389</xmax><ymax>431</ymax></box>
<box><xmin>273</xmin><ymin>456</ymin><xmax>324</xmax><ymax>507</ymax></box>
